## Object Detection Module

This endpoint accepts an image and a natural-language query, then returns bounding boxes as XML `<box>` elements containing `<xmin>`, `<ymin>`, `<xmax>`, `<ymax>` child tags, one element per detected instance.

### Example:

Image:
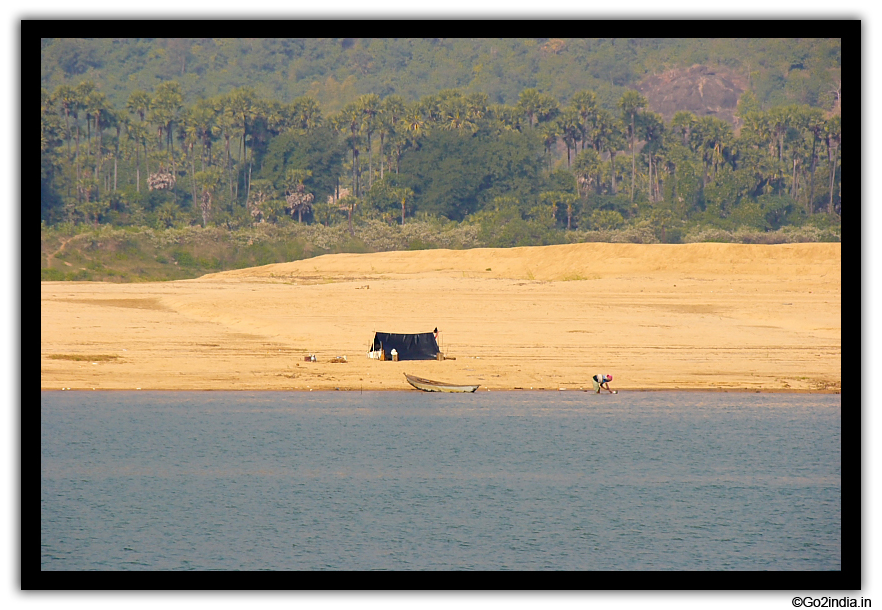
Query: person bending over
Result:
<box><xmin>592</xmin><ymin>373</ymin><xmax>615</xmax><ymax>393</ymax></box>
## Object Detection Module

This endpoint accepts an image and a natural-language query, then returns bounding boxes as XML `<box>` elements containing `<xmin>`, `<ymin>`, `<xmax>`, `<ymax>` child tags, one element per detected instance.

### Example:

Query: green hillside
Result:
<box><xmin>41</xmin><ymin>38</ymin><xmax>841</xmax><ymax>113</ymax></box>
<box><xmin>40</xmin><ymin>38</ymin><xmax>841</xmax><ymax>281</ymax></box>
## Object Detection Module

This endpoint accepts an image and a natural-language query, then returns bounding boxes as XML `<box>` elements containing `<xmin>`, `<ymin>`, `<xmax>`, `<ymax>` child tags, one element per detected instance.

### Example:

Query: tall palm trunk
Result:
<box><xmin>113</xmin><ymin>127</ymin><xmax>119</xmax><ymax>192</ymax></box>
<box><xmin>235</xmin><ymin>133</ymin><xmax>244</xmax><ymax>203</ymax></box>
<box><xmin>352</xmin><ymin>149</ymin><xmax>360</xmax><ymax>199</ymax></box>
<box><xmin>379</xmin><ymin>132</ymin><xmax>385</xmax><ymax>180</ymax></box>
<box><xmin>246</xmin><ymin>137</ymin><xmax>253</xmax><ymax>209</ymax></box>
<box><xmin>610</xmin><ymin>150</ymin><xmax>617</xmax><ymax>195</ymax></box>
<box><xmin>190</xmin><ymin>142</ymin><xmax>198</xmax><ymax>211</ymax></box>
<box><xmin>630</xmin><ymin>114</ymin><xmax>636</xmax><ymax>203</ymax></box>
<box><xmin>366</xmin><ymin>132</ymin><xmax>373</xmax><ymax>190</ymax></box>
<box><xmin>229</xmin><ymin>142</ymin><xmax>235</xmax><ymax>206</ymax></box>
<box><xmin>828</xmin><ymin>142</ymin><xmax>840</xmax><ymax>215</ymax></box>
<box><xmin>75</xmin><ymin>123</ymin><xmax>81</xmax><ymax>196</ymax></box>
<box><xmin>95</xmin><ymin>111</ymin><xmax>102</xmax><ymax>194</ymax></box>
<box><xmin>64</xmin><ymin>111</ymin><xmax>71</xmax><ymax>158</ymax></box>
<box><xmin>808</xmin><ymin>139</ymin><xmax>818</xmax><ymax>215</ymax></box>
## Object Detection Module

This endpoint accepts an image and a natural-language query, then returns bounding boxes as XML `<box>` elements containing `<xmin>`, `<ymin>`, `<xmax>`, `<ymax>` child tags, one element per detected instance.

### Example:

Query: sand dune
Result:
<box><xmin>42</xmin><ymin>242</ymin><xmax>840</xmax><ymax>393</ymax></box>
<box><xmin>202</xmin><ymin>242</ymin><xmax>841</xmax><ymax>282</ymax></box>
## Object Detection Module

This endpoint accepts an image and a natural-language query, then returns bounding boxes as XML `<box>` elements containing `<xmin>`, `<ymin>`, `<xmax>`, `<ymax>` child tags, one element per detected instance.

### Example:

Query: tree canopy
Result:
<box><xmin>40</xmin><ymin>38</ymin><xmax>842</xmax><ymax>245</ymax></box>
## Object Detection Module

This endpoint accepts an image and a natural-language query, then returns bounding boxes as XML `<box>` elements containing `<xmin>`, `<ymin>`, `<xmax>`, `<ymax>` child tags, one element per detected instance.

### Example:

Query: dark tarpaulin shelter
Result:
<box><xmin>371</xmin><ymin>332</ymin><xmax>439</xmax><ymax>360</ymax></box>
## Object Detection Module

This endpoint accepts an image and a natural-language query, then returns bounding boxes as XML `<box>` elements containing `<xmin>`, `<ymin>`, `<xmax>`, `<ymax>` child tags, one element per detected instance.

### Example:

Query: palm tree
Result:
<box><xmin>125</xmin><ymin>90</ymin><xmax>152</xmax><ymax>190</ymax></box>
<box><xmin>126</xmin><ymin>90</ymin><xmax>151</xmax><ymax>124</ymax></box>
<box><xmin>100</xmin><ymin>106</ymin><xmax>123</xmax><ymax>193</ymax></box>
<box><xmin>85</xmin><ymin>89</ymin><xmax>106</xmax><ymax>158</ymax></box>
<box><xmin>516</xmin><ymin>88</ymin><xmax>542</xmax><ymax>129</ymax></box>
<box><xmin>557</xmin><ymin>108</ymin><xmax>581</xmax><ymax>169</ymax></box>
<box><xmin>148</xmin><ymin>82</ymin><xmax>184</xmax><ymax>204</ymax></box>
<box><xmin>638</xmin><ymin>111</ymin><xmax>666</xmax><ymax>203</ymax></box>
<box><xmin>125</xmin><ymin>120</ymin><xmax>146</xmax><ymax>192</ymax></box>
<box><xmin>249</xmin><ymin>97</ymin><xmax>283</xmax><ymax>202</ymax></box>
<box><xmin>538</xmin><ymin>122</ymin><xmax>560</xmax><ymax>171</ymax></box>
<box><xmin>617</xmin><ymin>90</ymin><xmax>647</xmax><ymax>204</ymax></box>
<box><xmin>154</xmin><ymin>82</ymin><xmax>184</xmax><ymax>158</ymax></box>
<box><xmin>53</xmin><ymin>85</ymin><xmax>77</xmax><ymax>160</ymax></box>
<box><xmin>297</xmin><ymin>96</ymin><xmax>323</xmax><ymax>132</ymax></box>
<box><xmin>403</xmin><ymin>103</ymin><xmax>427</xmax><ymax>151</ymax></box>
<box><xmin>247</xmin><ymin>178</ymin><xmax>276</xmax><ymax>223</ymax></box>
<box><xmin>692</xmin><ymin>116</ymin><xmax>733</xmax><ymax>189</ymax></box>
<box><xmin>670</xmin><ymin>111</ymin><xmax>697</xmax><ymax>147</ymax></box>
<box><xmin>227</xmin><ymin>87</ymin><xmax>257</xmax><ymax>205</ymax></box>
<box><xmin>465</xmin><ymin>92</ymin><xmax>489</xmax><ymax>126</ymax></box>
<box><xmin>397</xmin><ymin>187</ymin><xmax>414</xmax><ymax>225</ymax></box>
<box><xmin>212</xmin><ymin>97</ymin><xmax>237</xmax><ymax>207</ymax></box>
<box><xmin>540</xmin><ymin>191</ymin><xmax>579</xmax><ymax>230</ymax></box>
<box><xmin>443</xmin><ymin>98</ymin><xmax>477</xmax><ymax>133</ymax></box>
<box><xmin>190</xmin><ymin>98</ymin><xmax>217</xmax><ymax>171</ymax></box>
<box><xmin>606</xmin><ymin>119</ymin><xmax>627</xmax><ymax>195</ymax></box>
<box><xmin>489</xmin><ymin>104</ymin><xmax>522</xmax><ymax>133</ymax></box>
<box><xmin>561</xmin><ymin>193</ymin><xmax>579</xmax><ymax>230</ymax></box>
<box><xmin>283</xmin><ymin>169</ymin><xmax>314</xmax><ymax>223</ymax></box>
<box><xmin>418</xmin><ymin>93</ymin><xmax>443</xmax><ymax>125</ymax></box>
<box><xmin>570</xmin><ymin>90</ymin><xmax>599</xmax><ymax>151</ymax></box>
<box><xmin>332</xmin><ymin>102</ymin><xmax>364</xmax><ymax>198</ymax></box>
<box><xmin>768</xmin><ymin>105</ymin><xmax>793</xmax><ymax>164</ymax></box>
<box><xmin>75</xmin><ymin>81</ymin><xmax>96</xmax><ymax>158</ymax></box>
<box><xmin>824</xmin><ymin>114</ymin><xmax>841</xmax><ymax>215</ymax></box>
<box><xmin>179</xmin><ymin>110</ymin><xmax>201</xmax><ymax>211</ymax></box>
<box><xmin>85</xmin><ymin>89</ymin><xmax>109</xmax><ymax>192</ymax></box>
<box><xmin>358</xmin><ymin>93</ymin><xmax>381</xmax><ymax>190</ymax></box>
<box><xmin>587</xmin><ymin>107</ymin><xmax>613</xmax><ymax>157</ymax></box>
<box><xmin>337</xmin><ymin>194</ymin><xmax>358</xmax><ymax>236</ymax></box>
<box><xmin>194</xmin><ymin>167</ymin><xmax>224</xmax><ymax>227</ymax></box>
<box><xmin>375</xmin><ymin>107</ymin><xmax>392</xmax><ymax>181</ymax></box>
<box><xmin>69</xmin><ymin>83</ymin><xmax>89</xmax><ymax>190</ymax></box>
<box><xmin>535</xmin><ymin>93</ymin><xmax>560</xmax><ymax>127</ymax></box>
<box><xmin>802</xmin><ymin>107</ymin><xmax>826</xmax><ymax>214</ymax></box>
<box><xmin>572</xmin><ymin>148</ymin><xmax>602</xmax><ymax>197</ymax></box>
<box><xmin>380</xmin><ymin>95</ymin><xmax>406</xmax><ymax>177</ymax></box>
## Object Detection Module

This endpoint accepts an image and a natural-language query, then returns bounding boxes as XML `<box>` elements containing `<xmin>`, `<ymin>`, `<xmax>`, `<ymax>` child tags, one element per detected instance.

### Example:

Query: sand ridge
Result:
<box><xmin>41</xmin><ymin>242</ymin><xmax>840</xmax><ymax>393</ymax></box>
<box><xmin>200</xmin><ymin>242</ymin><xmax>841</xmax><ymax>282</ymax></box>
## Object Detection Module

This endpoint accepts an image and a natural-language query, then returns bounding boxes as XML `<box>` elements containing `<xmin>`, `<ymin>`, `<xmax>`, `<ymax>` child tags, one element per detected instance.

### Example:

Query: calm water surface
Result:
<box><xmin>41</xmin><ymin>391</ymin><xmax>841</xmax><ymax>570</ymax></box>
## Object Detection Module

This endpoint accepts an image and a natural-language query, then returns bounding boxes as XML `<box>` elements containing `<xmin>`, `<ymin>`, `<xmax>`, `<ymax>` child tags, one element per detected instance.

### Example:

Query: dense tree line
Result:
<box><xmin>40</xmin><ymin>73</ymin><xmax>842</xmax><ymax>244</ymax></box>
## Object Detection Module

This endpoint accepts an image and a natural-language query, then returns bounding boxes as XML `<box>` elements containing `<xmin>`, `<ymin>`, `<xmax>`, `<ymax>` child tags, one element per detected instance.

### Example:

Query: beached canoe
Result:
<box><xmin>404</xmin><ymin>373</ymin><xmax>479</xmax><ymax>393</ymax></box>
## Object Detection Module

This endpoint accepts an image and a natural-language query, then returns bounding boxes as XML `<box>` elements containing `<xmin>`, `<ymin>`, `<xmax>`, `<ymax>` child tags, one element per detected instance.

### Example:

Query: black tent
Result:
<box><xmin>371</xmin><ymin>332</ymin><xmax>439</xmax><ymax>360</ymax></box>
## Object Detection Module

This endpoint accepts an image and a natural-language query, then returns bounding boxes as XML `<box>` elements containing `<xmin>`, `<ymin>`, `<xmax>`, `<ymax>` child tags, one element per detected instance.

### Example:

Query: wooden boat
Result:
<box><xmin>404</xmin><ymin>373</ymin><xmax>479</xmax><ymax>393</ymax></box>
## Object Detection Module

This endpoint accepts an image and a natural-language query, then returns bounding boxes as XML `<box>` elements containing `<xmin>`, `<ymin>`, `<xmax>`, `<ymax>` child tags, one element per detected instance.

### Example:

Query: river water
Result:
<box><xmin>41</xmin><ymin>390</ymin><xmax>840</xmax><ymax>571</ymax></box>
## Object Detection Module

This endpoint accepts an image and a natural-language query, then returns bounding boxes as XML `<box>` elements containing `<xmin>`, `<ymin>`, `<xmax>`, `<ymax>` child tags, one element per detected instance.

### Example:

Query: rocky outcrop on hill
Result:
<box><xmin>638</xmin><ymin>65</ymin><xmax>746</xmax><ymax>127</ymax></box>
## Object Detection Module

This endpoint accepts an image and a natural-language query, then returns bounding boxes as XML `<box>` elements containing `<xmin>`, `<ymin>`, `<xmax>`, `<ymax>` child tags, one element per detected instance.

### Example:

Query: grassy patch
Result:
<box><xmin>40</xmin><ymin>221</ymin><xmax>840</xmax><ymax>284</ymax></box>
<box><xmin>41</xmin><ymin>268</ymin><xmax>66</xmax><ymax>281</ymax></box>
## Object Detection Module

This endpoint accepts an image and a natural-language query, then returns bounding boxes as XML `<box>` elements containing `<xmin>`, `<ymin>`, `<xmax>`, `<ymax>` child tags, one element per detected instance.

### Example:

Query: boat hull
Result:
<box><xmin>404</xmin><ymin>373</ymin><xmax>479</xmax><ymax>393</ymax></box>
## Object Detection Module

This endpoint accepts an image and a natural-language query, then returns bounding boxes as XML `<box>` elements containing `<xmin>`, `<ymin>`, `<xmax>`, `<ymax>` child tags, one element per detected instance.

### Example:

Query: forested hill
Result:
<box><xmin>41</xmin><ymin>37</ymin><xmax>841</xmax><ymax>270</ymax></box>
<box><xmin>41</xmin><ymin>38</ymin><xmax>841</xmax><ymax>115</ymax></box>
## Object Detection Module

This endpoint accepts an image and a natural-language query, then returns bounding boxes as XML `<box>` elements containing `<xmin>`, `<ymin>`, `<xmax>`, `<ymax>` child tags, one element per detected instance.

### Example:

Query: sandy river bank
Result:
<box><xmin>41</xmin><ymin>242</ymin><xmax>840</xmax><ymax>393</ymax></box>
